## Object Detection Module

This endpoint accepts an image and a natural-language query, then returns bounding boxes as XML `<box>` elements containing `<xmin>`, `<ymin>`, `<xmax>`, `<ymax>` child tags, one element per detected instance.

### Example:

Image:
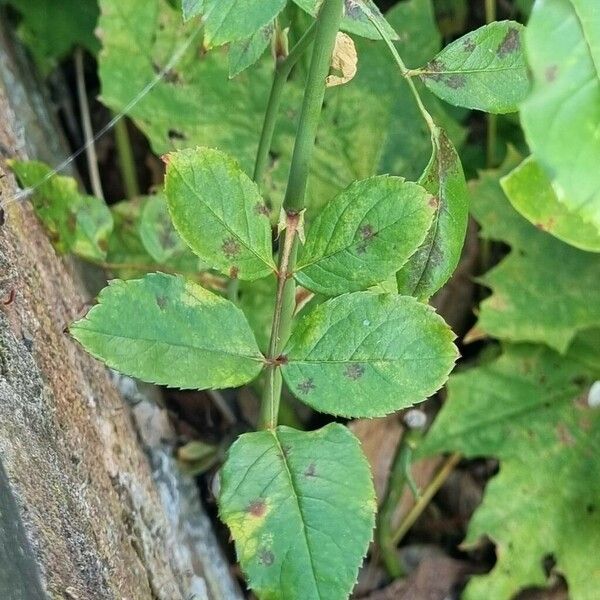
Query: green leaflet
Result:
<box><xmin>164</xmin><ymin>148</ymin><xmax>275</xmax><ymax>281</ymax></box>
<box><xmin>182</xmin><ymin>0</ymin><xmax>286</xmax><ymax>46</ymax></box>
<box><xmin>229</xmin><ymin>22</ymin><xmax>274</xmax><ymax>78</ymax></box>
<box><xmin>501</xmin><ymin>157</ymin><xmax>600</xmax><ymax>253</ymax></box>
<box><xmin>419</xmin><ymin>21</ymin><xmax>530</xmax><ymax>113</ymax></box>
<box><xmin>219</xmin><ymin>423</ymin><xmax>376</xmax><ymax>600</ymax></box>
<box><xmin>420</xmin><ymin>334</ymin><xmax>600</xmax><ymax>600</ymax></box>
<box><xmin>296</xmin><ymin>176</ymin><xmax>435</xmax><ymax>296</ymax></box>
<box><xmin>4</xmin><ymin>0</ymin><xmax>99</xmax><ymax>73</ymax></box>
<box><xmin>70</xmin><ymin>273</ymin><xmax>264</xmax><ymax>389</ymax></box>
<box><xmin>521</xmin><ymin>0</ymin><xmax>600</xmax><ymax>232</ymax></box>
<box><xmin>281</xmin><ymin>292</ymin><xmax>458</xmax><ymax>417</ymax></box>
<box><xmin>9</xmin><ymin>160</ymin><xmax>112</xmax><ymax>262</ymax></box>
<box><xmin>471</xmin><ymin>161</ymin><xmax>600</xmax><ymax>353</ymax></box>
<box><xmin>291</xmin><ymin>0</ymin><xmax>399</xmax><ymax>41</ymax></box>
<box><xmin>396</xmin><ymin>127</ymin><xmax>469</xmax><ymax>300</ymax></box>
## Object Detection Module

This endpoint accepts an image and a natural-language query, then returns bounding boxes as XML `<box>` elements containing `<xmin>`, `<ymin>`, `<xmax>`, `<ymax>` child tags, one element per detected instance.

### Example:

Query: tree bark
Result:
<box><xmin>0</xmin><ymin>21</ymin><xmax>242</xmax><ymax>600</ymax></box>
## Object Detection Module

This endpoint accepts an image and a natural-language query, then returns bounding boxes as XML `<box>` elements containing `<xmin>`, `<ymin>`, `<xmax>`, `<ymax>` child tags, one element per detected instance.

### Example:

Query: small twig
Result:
<box><xmin>75</xmin><ymin>48</ymin><xmax>104</xmax><ymax>200</ymax></box>
<box><xmin>391</xmin><ymin>452</ymin><xmax>462</xmax><ymax>546</ymax></box>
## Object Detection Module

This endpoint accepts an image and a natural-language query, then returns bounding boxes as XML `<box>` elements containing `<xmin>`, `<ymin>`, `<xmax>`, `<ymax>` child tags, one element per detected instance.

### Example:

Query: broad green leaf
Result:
<box><xmin>418</xmin><ymin>21</ymin><xmax>529</xmax><ymax>113</ymax></box>
<box><xmin>521</xmin><ymin>0</ymin><xmax>600</xmax><ymax>232</ymax></box>
<box><xmin>396</xmin><ymin>127</ymin><xmax>469</xmax><ymax>300</ymax></box>
<box><xmin>139</xmin><ymin>194</ymin><xmax>191</xmax><ymax>263</ymax></box>
<box><xmin>471</xmin><ymin>161</ymin><xmax>600</xmax><ymax>353</ymax></box>
<box><xmin>420</xmin><ymin>334</ymin><xmax>600</xmax><ymax>600</ymax></box>
<box><xmin>9</xmin><ymin>160</ymin><xmax>112</xmax><ymax>262</ymax></box>
<box><xmin>219</xmin><ymin>423</ymin><xmax>376</xmax><ymax>600</ymax></box>
<box><xmin>71</xmin><ymin>272</ymin><xmax>264</xmax><ymax>389</ymax></box>
<box><xmin>296</xmin><ymin>176</ymin><xmax>435</xmax><ymax>296</ymax></box>
<box><xmin>182</xmin><ymin>0</ymin><xmax>285</xmax><ymax>46</ymax></box>
<box><xmin>229</xmin><ymin>23</ymin><xmax>274</xmax><ymax>78</ymax></box>
<box><xmin>291</xmin><ymin>0</ymin><xmax>399</xmax><ymax>41</ymax></box>
<box><xmin>4</xmin><ymin>0</ymin><xmax>99</xmax><ymax>73</ymax></box>
<box><xmin>501</xmin><ymin>157</ymin><xmax>600</xmax><ymax>253</ymax></box>
<box><xmin>281</xmin><ymin>292</ymin><xmax>458</xmax><ymax>417</ymax></box>
<box><xmin>164</xmin><ymin>148</ymin><xmax>275</xmax><ymax>281</ymax></box>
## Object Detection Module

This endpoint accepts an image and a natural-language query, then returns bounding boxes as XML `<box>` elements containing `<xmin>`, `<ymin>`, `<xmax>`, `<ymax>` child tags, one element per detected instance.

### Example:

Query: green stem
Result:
<box><xmin>114</xmin><ymin>117</ymin><xmax>140</xmax><ymax>200</ymax></box>
<box><xmin>390</xmin><ymin>452</ymin><xmax>461</xmax><ymax>546</ymax></box>
<box><xmin>253</xmin><ymin>22</ymin><xmax>317</xmax><ymax>185</ymax></box>
<box><xmin>377</xmin><ymin>429</ymin><xmax>423</xmax><ymax>578</ymax></box>
<box><xmin>259</xmin><ymin>0</ymin><xmax>343</xmax><ymax>430</ymax></box>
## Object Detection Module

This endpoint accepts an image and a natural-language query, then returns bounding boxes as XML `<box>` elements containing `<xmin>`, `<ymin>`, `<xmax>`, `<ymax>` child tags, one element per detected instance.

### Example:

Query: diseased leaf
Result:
<box><xmin>419</xmin><ymin>21</ymin><xmax>529</xmax><ymax>113</ymax></box>
<box><xmin>420</xmin><ymin>334</ymin><xmax>600</xmax><ymax>600</ymax></box>
<box><xmin>501</xmin><ymin>157</ymin><xmax>600</xmax><ymax>253</ymax></box>
<box><xmin>219</xmin><ymin>423</ymin><xmax>376</xmax><ymax>600</ymax></box>
<box><xmin>182</xmin><ymin>0</ymin><xmax>286</xmax><ymax>46</ymax></box>
<box><xmin>9</xmin><ymin>160</ymin><xmax>112</xmax><ymax>262</ymax></box>
<box><xmin>521</xmin><ymin>0</ymin><xmax>600</xmax><ymax>232</ymax></box>
<box><xmin>70</xmin><ymin>272</ymin><xmax>264</xmax><ymax>389</ymax></box>
<box><xmin>326</xmin><ymin>32</ymin><xmax>358</xmax><ymax>88</ymax></box>
<box><xmin>229</xmin><ymin>22</ymin><xmax>274</xmax><ymax>78</ymax></box>
<box><xmin>471</xmin><ymin>161</ymin><xmax>600</xmax><ymax>353</ymax></box>
<box><xmin>296</xmin><ymin>176</ymin><xmax>435</xmax><ymax>296</ymax></box>
<box><xmin>396</xmin><ymin>127</ymin><xmax>469</xmax><ymax>300</ymax></box>
<box><xmin>164</xmin><ymin>148</ymin><xmax>275</xmax><ymax>281</ymax></box>
<box><xmin>281</xmin><ymin>292</ymin><xmax>458</xmax><ymax>417</ymax></box>
<box><xmin>291</xmin><ymin>0</ymin><xmax>399</xmax><ymax>41</ymax></box>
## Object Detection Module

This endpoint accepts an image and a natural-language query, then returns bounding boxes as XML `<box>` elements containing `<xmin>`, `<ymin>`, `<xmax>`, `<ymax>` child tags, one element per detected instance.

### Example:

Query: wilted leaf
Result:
<box><xmin>296</xmin><ymin>176</ymin><xmax>435</xmax><ymax>296</ymax></box>
<box><xmin>420</xmin><ymin>333</ymin><xmax>600</xmax><ymax>599</ymax></box>
<box><xmin>9</xmin><ymin>160</ymin><xmax>112</xmax><ymax>262</ymax></box>
<box><xmin>281</xmin><ymin>292</ymin><xmax>458</xmax><ymax>417</ymax></box>
<box><xmin>326</xmin><ymin>32</ymin><xmax>358</xmax><ymax>87</ymax></box>
<box><xmin>396</xmin><ymin>127</ymin><xmax>469</xmax><ymax>300</ymax></box>
<box><xmin>229</xmin><ymin>22</ymin><xmax>274</xmax><ymax>78</ymax></box>
<box><xmin>501</xmin><ymin>157</ymin><xmax>600</xmax><ymax>253</ymax></box>
<box><xmin>471</xmin><ymin>161</ymin><xmax>600</xmax><ymax>353</ymax></box>
<box><xmin>419</xmin><ymin>21</ymin><xmax>529</xmax><ymax>113</ymax></box>
<box><xmin>182</xmin><ymin>0</ymin><xmax>286</xmax><ymax>46</ymax></box>
<box><xmin>219</xmin><ymin>423</ymin><xmax>376</xmax><ymax>600</ymax></box>
<box><xmin>521</xmin><ymin>0</ymin><xmax>600</xmax><ymax>232</ymax></box>
<box><xmin>164</xmin><ymin>147</ymin><xmax>276</xmax><ymax>281</ymax></box>
<box><xmin>71</xmin><ymin>273</ymin><xmax>264</xmax><ymax>389</ymax></box>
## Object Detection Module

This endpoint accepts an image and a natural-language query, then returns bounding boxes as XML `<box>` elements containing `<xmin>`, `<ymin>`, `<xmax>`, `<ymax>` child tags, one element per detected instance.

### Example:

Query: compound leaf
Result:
<box><xmin>420</xmin><ymin>334</ymin><xmax>600</xmax><ymax>600</ymax></box>
<box><xmin>521</xmin><ymin>0</ymin><xmax>600</xmax><ymax>232</ymax></box>
<box><xmin>219</xmin><ymin>423</ymin><xmax>376</xmax><ymax>600</ymax></box>
<box><xmin>471</xmin><ymin>160</ymin><xmax>600</xmax><ymax>353</ymax></box>
<box><xmin>291</xmin><ymin>0</ymin><xmax>399</xmax><ymax>41</ymax></box>
<box><xmin>419</xmin><ymin>21</ymin><xmax>529</xmax><ymax>113</ymax></box>
<box><xmin>182</xmin><ymin>0</ymin><xmax>286</xmax><ymax>46</ymax></box>
<box><xmin>296</xmin><ymin>176</ymin><xmax>435</xmax><ymax>296</ymax></box>
<box><xmin>396</xmin><ymin>127</ymin><xmax>469</xmax><ymax>300</ymax></box>
<box><xmin>70</xmin><ymin>272</ymin><xmax>264</xmax><ymax>389</ymax></box>
<box><xmin>164</xmin><ymin>147</ymin><xmax>275</xmax><ymax>281</ymax></box>
<box><xmin>229</xmin><ymin>22</ymin><xmax>274</xmax><ymax>78</ymax></box>
<box><xmin>9</xmin><ymin>160</ymin><xmax>112</xmax><ymax>262</ymax></box>
<box><xmin>281</xmin><ymin>292</ymin><xmax>458</xmax><ymax>417</ymax></box>
<box><xmin>501</xmin><ymin>157</ymin><xmax>600</xmax><ymax>253</ymax></box>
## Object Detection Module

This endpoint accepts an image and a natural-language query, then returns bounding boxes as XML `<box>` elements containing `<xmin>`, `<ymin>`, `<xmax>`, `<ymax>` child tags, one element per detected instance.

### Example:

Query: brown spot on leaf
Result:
<box><xmin>344</xmin><ymin>0</ymin><xmax>362</xmax><ymax>19</ymax></box>
<box><xmin>304</xmin><ymin>463</ymin><xmax>317</xmax><ymax>478</ymax></box>
<box><xmin>357</xmin><ymin>224</ymin><xmax>377</xmax><ymax>254</ymax></box>
<box><xmin>545</xmin><ymin>65</ymin><xmax>558</xmax><ymax>82</ymax></box>
<box><xmin>423</xmin><ymin>59</ymin><xmax>445</xmax><ymax>82</ymax></box>
<box><xmin>247</xmin><ymin>499</ymin><xmax>267</xmax><ymax>518</ymax></box>
<box><xmin>463</xmin><ymin>39</ymin><xmax>476</xmax><ymax>52</ymax></box>
<box><xmin>229</xmin><ymin>266</ymin><xmax>239</xmax><ymax>280</ymax></box>
<box><xmin>258</xmin><ymin>548</ymin><xmax>274</xmax><ymax>566</ymax></box>
<box><xmin>156</xmin><ymin>295</ymin><xmax>168</xmax><ymax>310</ymax></box>
<box><xmin>429</xmin><ymin>196</ymin><xmax>440</xmax><ymax>209</ymax></box>
<box><xmin>255</xmin><ymin>202</ymin><xmax>270</xmax><ymax>217</ymax></box>
<box><xmin>345</xmin><ymin>363</ymin><xmax>365</xmax><ymax>380</ymax></box>
<box><xmin>445</xmin><ymin>74</ymin><xmax>466</xmax><ymax>89</ymax></box>
<box><xmin>297</xmin><ymin>378</ymin><xmax>316</xmax><ymax>394</ymax></box>
<box><xmin>497</xmin><ymin>28</ymin><xmax>520</xmax><ymax>57</ymax></box>
<box><xmin>222</xmin><ymin>237</ymin><xmax>241</xmax><ymax>259</ymax></box>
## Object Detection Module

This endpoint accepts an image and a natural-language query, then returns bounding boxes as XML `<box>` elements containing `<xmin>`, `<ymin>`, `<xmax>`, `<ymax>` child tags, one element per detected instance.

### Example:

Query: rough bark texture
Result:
<box><xmin>0</xmin><ymin>21</ymin><xmax>242</xmax><ymax>600</ymax></box>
